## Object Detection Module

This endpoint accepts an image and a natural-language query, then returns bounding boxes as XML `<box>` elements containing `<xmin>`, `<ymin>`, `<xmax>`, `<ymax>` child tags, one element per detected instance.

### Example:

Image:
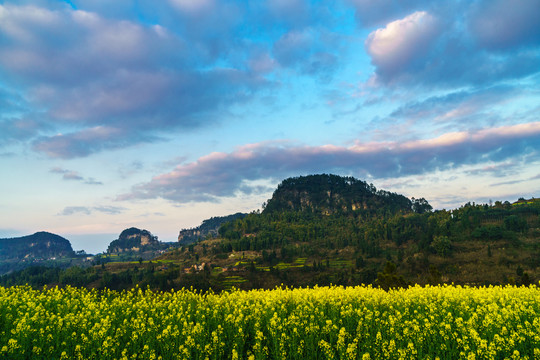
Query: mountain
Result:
<box><xmin>178</xmin><ymin>213</ymin><xmax>247</xmax><ymax>245</ymax></box>
<box><xmin>0</xmin><ymin>232</ymin><xmax>74</xmax><ymax>260</ymax></box>
<box><xmin>262</xmin><ymin>174</ymin><xmax>419</xmax><ymax>215</ymax></box>
<box><xmin>0</xmin><ymin>232</ymin><xmax>76</xmax><ymax>275</ymax></box>
<box><xmin>107</xmin><ymin>228</ymin><xmax>160</xmax><ymax>253</ymax></box>
<box><xmin>1</xmin><ymin>175</ymin><xmax>538</xmax><ymax>292</ymax></box>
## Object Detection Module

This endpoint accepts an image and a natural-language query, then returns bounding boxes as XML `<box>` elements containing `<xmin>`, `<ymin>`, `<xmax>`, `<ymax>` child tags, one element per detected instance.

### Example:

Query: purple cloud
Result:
<box><xmin>123</xmin><ymin>121</ymin><xmax>540</xmax><ymax>203</ymax></box>
<box><xmin>469</xmin><ymin>0</ymin><xmax>540</xmax><ymax>50</ymax></box>
<box><xmin>363</xmin><ymin>4</ymin><xmax>540</xmax><ymax>87</ymax></box>
<box><xmin>272</xmin><ymin>27</ymin><xmax>340</xmax><ymax>80</ymax></box>
<box><xmin>367</xmin><ymin>85</ymin><xmax>520</xmax><ymax>139</ymax></box>
<box><xmin>36</xmin><ymin>127</ymin><xmax>133</xmax><ymax>158</ymax></box>
<box><xmin>1</xmin><ymin>0</ymin><xmax>539</xmax><ymax>161</ymax></box>
<box><xmin>59</xmin><ymin>206</ymin><xmax>92</xmax><ymax>216</ymax></box>
<box><xmin>0</xmin><ymin>118</ymin><xmax>50</xmax><ymax>144</ymax></box>
<box><xmin>58</xmin><ymin>205</ymin><xmax>125</xmax><ymax>216</ymax></box>
<box><xmin>50</xmin><ymin>167</ymin><xmax>103</xmax><ymax>184</ymax></box>
<box><xmin>0</xmin><ymin>3</ymin><xmax>275</xmax><ymax>157</ymax></box>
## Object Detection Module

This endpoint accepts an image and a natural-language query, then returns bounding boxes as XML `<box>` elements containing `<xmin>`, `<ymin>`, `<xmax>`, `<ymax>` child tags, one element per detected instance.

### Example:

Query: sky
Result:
<box><xmin>1</xmin><ymin>0</ymin><xmax>539</xmax><ymax>254</ymax></box>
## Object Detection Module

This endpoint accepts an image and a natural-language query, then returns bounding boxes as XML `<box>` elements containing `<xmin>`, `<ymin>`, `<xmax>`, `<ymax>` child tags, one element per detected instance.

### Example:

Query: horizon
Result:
<box><xmin>1</xmin><ymin>0</ymin><xmax>539</xmax><ymax>253</ymax></box>
<box><xmin>2</xmin><ymin>180</ymin><xmax>535</xmax><ymax>255</ymax></box>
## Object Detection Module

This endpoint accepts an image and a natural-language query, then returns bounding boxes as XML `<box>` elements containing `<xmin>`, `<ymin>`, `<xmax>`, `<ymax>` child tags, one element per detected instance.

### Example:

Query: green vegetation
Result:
<box><xmin>0</xmin><ymin>175</ymin><xmax>538</xmax><ymax>292</ymax></box>
<box><xmin>178</xmin><ymin>212</ymin><xmax>247</xmax><ymax>245</ymax></box>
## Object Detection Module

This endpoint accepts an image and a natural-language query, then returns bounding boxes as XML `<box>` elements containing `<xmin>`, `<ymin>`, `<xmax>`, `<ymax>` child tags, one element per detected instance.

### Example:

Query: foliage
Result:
<box><xmin>431</xmin><ymin>235</ymin><xmax>451</xmax><ymax>257</ymax></box>
<box><xmin>262</xmin><ymin>174</ymin><xmax>413</xmax><ymax>215</ymax></box>
<box><xmin>1</xmin><ymin>284</ymin><xmax>540</xmax><ymax>359</ymax></box>
<box><xmin>179</xmin><ymin>213</ymin><xmax>247</xmax><ymax>245</ymax></box>
<box><xmin>411</xmin><ymin>197</ymin><xmax>433</xmax><ymax>214</ymax></box>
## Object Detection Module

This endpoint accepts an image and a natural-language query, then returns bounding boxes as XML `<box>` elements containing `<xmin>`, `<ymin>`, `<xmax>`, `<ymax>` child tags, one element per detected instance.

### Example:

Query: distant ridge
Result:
<box><xmin>0</xmin><ymin>232</ymin><xmax>74</xmax><ymax>260</ymax></box>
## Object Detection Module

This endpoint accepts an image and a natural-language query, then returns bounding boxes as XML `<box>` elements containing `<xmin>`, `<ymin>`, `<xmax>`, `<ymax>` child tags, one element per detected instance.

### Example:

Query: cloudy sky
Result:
<box><xmin>1</xmin><ymin>0</ymin><xmax>539</xmax><ymax>253</ymax></box>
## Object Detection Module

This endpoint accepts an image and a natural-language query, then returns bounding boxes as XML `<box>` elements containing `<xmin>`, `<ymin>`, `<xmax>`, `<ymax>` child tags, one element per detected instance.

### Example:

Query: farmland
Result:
<box><xmin>1</xmin><ymin>284</ymin><xmax>539</xmax><ymax>359</ymax></box>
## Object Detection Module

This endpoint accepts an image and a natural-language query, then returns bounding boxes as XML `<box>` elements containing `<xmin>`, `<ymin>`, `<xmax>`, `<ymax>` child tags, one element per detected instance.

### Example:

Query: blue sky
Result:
<box><xmin>1</xmin><ymin>0</ymin><xmax>539</xmax><ymax>253</ymax></box>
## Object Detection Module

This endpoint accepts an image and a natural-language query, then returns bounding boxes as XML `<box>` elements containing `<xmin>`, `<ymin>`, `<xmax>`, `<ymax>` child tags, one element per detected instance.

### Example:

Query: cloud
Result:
<box><xmin>265</xmin><ymin>0</ymin><xmax>312</xmax><ymax>28</ymax></box>
<box><xmin>248</xmin><ymin>51</ymin><xmax>277</xmax><ymax>74</ymax></box>
<box><xmin>84</xmin><ymin>178</ymin><xmax>103</xmax><ymax>185</ymax></box>
<box><xmin>0</xmin><ymin>118</ymin><xmax>50</xmax><ymax>145</ymax></box>
<box><xmin>123</xmin><ymin>121</ymin><xmax>540</xmax><ymax>203</ymax></box>
<box><xmin>490</xmin><ymin>179</ymin><xmax>526</xmax><ymax>187</ymax></box>
<box><xmin>2</xmin><ymin>0</ymin><xmax>539</xmax><ymax>161</ymax></box>
<box><xmin>469</xmin><ymin>0</ymin><xmax>540</xmax><ymax>50</ymax></box>
<box><xmin>365</xmin><ymin>11</ymin><xmax>441</xmax><ymax>83</ymax></box>
<box><xmin>59</xmin><ymin>206</ymin><xmax>91</xmax><ymax>216</ymax></box>
<box><xmin>274</xmin><ymin>29</ymin><xmax>316</xmax><ymax>67</ymax></box>
<box><xmin>273</xmin><ymin>28</ymin><xmax>340</xmax><ymax>79</ymax></box>
<box><xmin>0</xmin><ymin>3</ymin><xmax>272</xmax><ymax>157</ymax></box>
<box><xmin>465</xmin><ymin>162</ymin><xmax>519</xmax><ymax>177</ymax></box>
<box><xmin>348</xmin><ymin>0</ymin><xmax>429</xmax><ymax>27</ymax></box>
<box><xmin>92</xmin><ymin>206</ymin><xmax>126</xmax><ymax>215</ymax></box>
<box><xmin>50</xmin><ymin>167</ymin><xmax>103</xmax><ymax>184</ymax></box>
<box><xmin>59</xmin><ymin>205</ymin><xmax>126</xmax><ymax>216</ymax></box>
<box><xmin>62</xmin><ymin>172</ymin><xmax>84</xmax><ymax>181</ymax></box>
<box><xmin>168</xmin><ymin>0</ymin><xmax>214</xmax><ymax>15</ymax></box>
<box><xmin>35</xmin><ymin>126</ymin><xmax>150</xmax><ymax>159</ymax></box>
<box><xmin>374</xmin><ymin>86</ymin><xmax>518</xmax><ymax>135</ymax></box>
<box><xmin>363</xmin><ymin>5</ymin><xmax>540</xmax><ymax>87</ymax></box>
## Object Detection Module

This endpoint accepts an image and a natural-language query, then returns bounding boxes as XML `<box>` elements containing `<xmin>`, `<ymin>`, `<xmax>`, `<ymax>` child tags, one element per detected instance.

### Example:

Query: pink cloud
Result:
<box><xmin>123</xmin><ymin>121</ymin><xmax>540</xmax><ymax>203</ymax></box>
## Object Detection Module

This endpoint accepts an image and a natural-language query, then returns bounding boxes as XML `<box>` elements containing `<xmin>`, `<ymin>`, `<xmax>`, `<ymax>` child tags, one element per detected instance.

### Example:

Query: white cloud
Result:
<box><xmin>365</xmin><ymin>11</ymin><xmax>440</xmax><ymax>80</ymax></box>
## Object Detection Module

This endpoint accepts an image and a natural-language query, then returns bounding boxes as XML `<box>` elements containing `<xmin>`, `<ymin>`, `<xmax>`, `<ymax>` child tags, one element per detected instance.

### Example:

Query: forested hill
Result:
<box><xmin>0</xmin><ymin>232</ymin><xmax>74</xmax><ymax>260</ymax></box>
<box><xmin>262</xmin><ymin>174</ymin><xmax>429</xmax><ymax>215</ymax></box>
<box><xmin>1</xmin><ymin>175</ymin><xmax>538</xmax><ymax>292</ymax></box>
<box><xmin>178</xmin><ymin>213</ymin><xmax>247</xmax><ymax>245</ymax></box>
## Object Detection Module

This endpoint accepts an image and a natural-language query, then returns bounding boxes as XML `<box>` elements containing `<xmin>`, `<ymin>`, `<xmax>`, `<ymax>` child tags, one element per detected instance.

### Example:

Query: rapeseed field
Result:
<box><xmin>0</xmin><ymin>284</ymin><xmax>539</xmax><ymax>359</ymax></box>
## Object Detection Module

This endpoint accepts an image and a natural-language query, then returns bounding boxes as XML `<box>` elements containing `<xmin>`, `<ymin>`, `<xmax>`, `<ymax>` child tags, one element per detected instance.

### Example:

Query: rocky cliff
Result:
<box><xmin>107</xmin><ymin>228</ymin><xmax>159</xmax><ymax>253</ymax></box>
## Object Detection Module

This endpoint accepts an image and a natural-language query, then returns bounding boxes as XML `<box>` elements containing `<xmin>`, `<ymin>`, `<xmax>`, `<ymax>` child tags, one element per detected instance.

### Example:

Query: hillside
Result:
<box><xmin>0</xmin><ymin>231</ymin><xmax>74</xmax><ymax>259</ymax></box>
<box><xmin>1</xmin><ymin>175</ymin><xmax>538</xmax><ymax>291</ymax></box>
<box><xmin>262</xmin><ymin>174</ymin><xmax>419</xmax><ymax>214</ymax></box>
<box><xmin>0</xmin><ymin>232</ymin><xmax>76</xmax><ymax>274</ymax></box>
<box><xmin>178</xmin><ymin>213</ymin><xmax>247</xmax><ymax>245</ymax></box>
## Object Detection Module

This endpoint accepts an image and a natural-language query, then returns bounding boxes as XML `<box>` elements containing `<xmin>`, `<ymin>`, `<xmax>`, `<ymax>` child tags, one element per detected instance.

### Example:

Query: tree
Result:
<box><xmin>504</xmin><ymin>215</ymin><xmax>527</xmax><ymax>232</ymax></box>
<box><xmin>432</xmin><ymin>235</ymin><xmax>451</xmax><ymax>256</ymax></box>
<box><xmin>411</xmin><ymin>197</ymin><xmax>433</xmax><ymax>214</ymax></box>
<box><xmin>376</xmin><ymin>261</ymin><xmax>406</xmax><ymax>290</ymax></box>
